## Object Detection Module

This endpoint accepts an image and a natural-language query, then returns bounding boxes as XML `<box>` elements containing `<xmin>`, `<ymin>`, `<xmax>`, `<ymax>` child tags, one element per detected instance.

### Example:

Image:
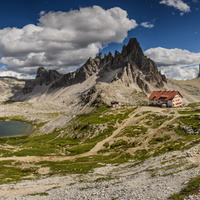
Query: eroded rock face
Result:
<box><xmin>23</xmin><ymin>67</ymin><xmax>62</xmax><ymax>94</ymax></box>
<box><xmin>36</xmin><ymin>67</ymin><xmax>62</xmax><ymax>86</ymax></box>
<box><xmin>22</xmin><ymin>38</ymin><xmax>166</xmax><ymax>95</ymax></box>
<box><xmin>50</xmin><ymin>55</ymin><xmax>103</xmax><ymax>89</ymax></box>
<box><xmin>23</xmin><ymin>79</ymin><xmax>38</xmax><ymax>94</ymax></box>
<box><xmin>97</xmin><ymin>37</ymin><xmax>166</xmax><ymax>91</ymax></box>
<box><xmin>36</xmin><ymin>67</ymin><xmax>48</xmax><ymax>86</ymax></box>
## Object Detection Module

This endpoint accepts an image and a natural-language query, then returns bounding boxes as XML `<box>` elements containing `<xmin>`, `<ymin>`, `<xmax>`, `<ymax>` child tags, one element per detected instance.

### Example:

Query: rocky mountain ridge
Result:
<box><xmin>23</xmin><ymin>68</ymin><xmax>62</xmax><ymax>94</ymax></box>
<box><xmin>0</xmin><ymin>78</ymin><xmax>25</xmax><ymax>102</ymax></box>
<box><xmin>12</xmin><ymin>37</ymin><xmax>170</xmax><ymax>133</ymax></box>
<box><xmin>22</xmin><ymin>38</ymin><xmax>167</xmax><ymax>97</ymax></box>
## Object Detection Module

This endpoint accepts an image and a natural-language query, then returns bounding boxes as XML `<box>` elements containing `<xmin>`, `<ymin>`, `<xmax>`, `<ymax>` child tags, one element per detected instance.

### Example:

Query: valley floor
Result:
<box><xmin>0</xmin><ymin>103</ymin><xmax>200</xmax><ymax>199</ymax></box>
<box><xmin>1</xmin><ymin>147</ymin><xmax>200</xmax><ymax>200</ymax></box>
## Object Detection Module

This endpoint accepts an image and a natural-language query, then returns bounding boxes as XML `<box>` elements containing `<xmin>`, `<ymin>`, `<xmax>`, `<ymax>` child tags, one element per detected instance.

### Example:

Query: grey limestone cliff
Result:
<box><xmin>22</xmin><ymin>38</ymin><xmax>166</xmax><ymax>95</ymax></box>
<box><xmin>23</xmin><ymin>67</ymin><xmax>62</xmax><ymax>94</ymax></box>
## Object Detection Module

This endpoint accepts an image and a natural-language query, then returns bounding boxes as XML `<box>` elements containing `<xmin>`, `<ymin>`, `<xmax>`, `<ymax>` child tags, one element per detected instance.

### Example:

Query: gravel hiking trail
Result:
<box><xmin>0</xmin><ymin>107</ymin><xmax>186</xmax><ymax>163</ymax></box>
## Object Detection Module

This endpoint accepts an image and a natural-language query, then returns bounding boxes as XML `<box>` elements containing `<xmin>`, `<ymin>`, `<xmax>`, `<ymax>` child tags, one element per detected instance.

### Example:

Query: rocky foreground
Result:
<box><xmin>1</xmin><ymin>145</ymin><xmax>200</xmax><ymax>200</ymax></box>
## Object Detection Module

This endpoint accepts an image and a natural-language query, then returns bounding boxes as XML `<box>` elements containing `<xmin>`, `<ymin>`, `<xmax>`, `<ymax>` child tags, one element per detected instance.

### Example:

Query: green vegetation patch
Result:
<box><xmin>48</xmin><ymin>162</ymin><xmax>102</xmax><ymax>175</ymax></box>
<box><xmin>110</xmin><ymin>140</ymin><xmax>128</xmax><ymax>149</ymax></box>
<box><xmin>153</xmin><ymin>139</ymin><xmax>185</xmax><ymax>157</ymax></box>
<box><xmin>76</xmin><ymin>105</ymin><xmax>111</xmax><ymax>125</ymax></box>
<box><xmin>170</xmin><ymin>175</ymin><xmax>200</xmax><ymax>200</ymax></box>
<box><xmin>0</xmin><ymin>160</ymin><xmax>37</xmax><ymax>184</ymax></box>
<box><xmin>178</xmin><ymin>110</ymin><xmax>200</xmax><ymax>115</ymax></box>
<box><xmin>0</xmin><ymin>149</ymin><xmax>11</xmax><ymax>155</ymax></box>
<box><xmin>0</xmin><ymin>116</ymin><xmax>26</xmax><ymax>122</ymax></box>
<box><xmin>145</xmin><ymin>114</ymin><xmax>173</xmax><ymax>129</ymax></box>
<box><xmin>0</xmin><ymin>129</ymin><xmax>86</xmax><ymax>157</ymax></box>
<box><xmin>37</xmin><ymin>159</ymin><xmax>96</xmax><ymax>175</ymax></box>
<box><xmin>188</xmin><ymin>102</ymin><xmax>200</xmax><ymax>107</ymax></box>
<box><xmin>103</xmin><ymin>153</ymin><xmax>134</xmax><ymax>165</ymax></box>
<box><xmin>37</xmin><ymin>152</ymin><xmax>133</xmax><ymax>176</ymax></box>
<box><xmin>76</xmin><ymin>105</ymin><xmax>136</xmax><ymax>125</ymax></box>
<box><xmin>0</xmin><ymin>152</ymin><xmax>134</xmax><ymax>185</ymax></box>
<box><xmin>176</xmin><ymin>115</ymin><xmax>200</xmax><ymax>135</ymax></box>
<box><xmin>0</xmin><ymin>125</ymin><xmax>115</xmax><ymax>157</ymax></box>
<box><xmin>117</xmin><ymin>125</ymin><xmax>147</xmax><ymax>137</ymax></box>
<box><xmin>29</xmin><ymin>193</ymin><xmax>49</xmax><ymax>196</ymax></box>
<box><xmin>149</xmin><ymin>135</ymin><xmax>171</xmax><ymax>145</ymax></box>
<box><xmin>109</xmin><ymin>140</ymin><xmax>138</xmax><ymax>152</ymax></box>
<box><xmin>0</xmin><ymin>133</ymin><xmax>60</xmax><ymax>157</ymax></box>
<box><xmin>67</xmin><ymin>125</ymin><xmax>116</xmax><ymax>155</ymax></box>
<box><xmin>166</xmin><ymin>124</ymin><xmax>175</xmax><ymax>131</ymax></box>
<box><xmin>134</xmin><ymin>149</ymin><xmax>149</xmax><ymax>161</ymax></box>
<box><xmin>142</xmin><ymin>111</ymin><xmax>151</xmax><ymax>115</ymax></box>
<box><xmin>75</xmin><ymin>153</ymin><xmax>120</xmax><ymax>163</ymax></box>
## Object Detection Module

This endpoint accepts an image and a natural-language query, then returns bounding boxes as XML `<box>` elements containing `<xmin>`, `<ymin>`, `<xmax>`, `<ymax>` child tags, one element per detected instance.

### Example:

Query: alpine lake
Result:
<box><xmin>0</xmin><ymin>121</ymin><xmax>34</xmax><ymax>137</ymax></box>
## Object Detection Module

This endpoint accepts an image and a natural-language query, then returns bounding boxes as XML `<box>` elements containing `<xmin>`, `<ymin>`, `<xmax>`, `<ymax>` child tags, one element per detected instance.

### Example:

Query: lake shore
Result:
<box><xmin>0</xmin><ymin>121</ymin><xmax>34</xmax><ymax>138</ymax></box>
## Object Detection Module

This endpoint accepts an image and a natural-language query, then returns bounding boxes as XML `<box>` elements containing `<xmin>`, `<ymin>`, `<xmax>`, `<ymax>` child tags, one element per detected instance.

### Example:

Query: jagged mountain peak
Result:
<box><xmin>20</xmin><ymin>38</ymin><xmax>167</xmax><ymax>101</ymax></box>
<box><xmin>36</xmin><ymin>67</ymin><xmax>47</xmax><ymax>78</ymax></box>
<box><xmin>23</xmin><ymin>67</ymin><xmax>62</xmax><ymax>94</ymax></box>
<box><xmin>36</xmin><ymin>67</ymin><xmax>61</xmax><ymax>81</ymax></box>
<box><xmin>121</xmin><ymin>38</ymin><xmax>143</xmax><ymax>57</ymax></box>
<box><xmin>114</xmin><ymin>50</ymin><xmax>120</xmax><ymax>57</ymax></box>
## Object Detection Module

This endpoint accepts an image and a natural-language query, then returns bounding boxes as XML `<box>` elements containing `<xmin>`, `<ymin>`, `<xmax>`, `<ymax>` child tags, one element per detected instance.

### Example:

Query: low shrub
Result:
<box><xmin>170</xmin><ymin>175</ymin><xmax>200</xmax><ymax>200</ymax></box>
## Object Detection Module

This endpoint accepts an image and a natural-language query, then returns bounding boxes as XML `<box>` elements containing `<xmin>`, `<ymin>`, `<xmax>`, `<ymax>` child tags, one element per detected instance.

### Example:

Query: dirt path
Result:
<box><xmin>87</xmin><ymin>108</ymin><xmax>139</xmax><ymax>154</ymax></box>
<box><xmin>0</xmin><ymin>106</ymin><xmax>187</xmax><ymax>163</ymax></box>
<box><xmin>0</xmin><ymin>108</ymin><xmax>139</xmax><ymax>162</ymax></box>
<box><xmin>126</xmin><ymin>108</ymin><xmax>180</xmax><ymax>154</ymax></box>
<box><xmin>135</xmin><ymin>115</ymin><xmax>176</xmax><ymax>150</ymax></box>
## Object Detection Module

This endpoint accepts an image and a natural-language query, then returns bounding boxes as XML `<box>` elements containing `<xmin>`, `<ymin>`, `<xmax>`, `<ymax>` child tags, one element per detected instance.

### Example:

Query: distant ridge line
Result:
<box><xmin>0</xmin><ymin>76</ymin><xmax>29</xmax><ymax>82</ymax></box>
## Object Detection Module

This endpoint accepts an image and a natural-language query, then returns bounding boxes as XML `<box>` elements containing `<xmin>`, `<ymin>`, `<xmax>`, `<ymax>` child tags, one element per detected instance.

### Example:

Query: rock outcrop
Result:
<box><xmin>23</xmin><ymin>67</ymin><xmax>62</xmax><ymax>94</ymax></box>
<box><xmin>50</xmin><ymin>55</ymin><xmax>103</xmax><ymax>89</ymax></box>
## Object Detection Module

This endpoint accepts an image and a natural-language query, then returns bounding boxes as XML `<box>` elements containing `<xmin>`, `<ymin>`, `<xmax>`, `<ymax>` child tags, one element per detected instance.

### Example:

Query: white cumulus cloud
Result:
<box><xmin>0</xmin><ymin>6</ymin><xmax>137</xmax><ymax>77</ymax></box>
<box><xmin>159</xmin><ymin>0</ymin><xmax>190</xmax><ymax>14</ymax></box>
<box><xmin>141</xmin><ymin>22</ymin><xmax>154</xmax><ymax>29</ymax></box>
<box><xmin>144</xmin><ymin>47</ymin><xmax>200</xmax><ymax>80</ymax></box>
<box><xmin>0</xmin><ymin>70</ymin><xmax>34</xmax><ymax>79</ymax></box>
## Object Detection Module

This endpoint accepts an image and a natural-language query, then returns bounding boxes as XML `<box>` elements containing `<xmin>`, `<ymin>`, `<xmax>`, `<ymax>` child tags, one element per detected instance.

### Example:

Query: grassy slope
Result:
<box><xmin>0</xmin><ymin>104</ymin><xmax>200</xmax><ymax>198</ymax></box>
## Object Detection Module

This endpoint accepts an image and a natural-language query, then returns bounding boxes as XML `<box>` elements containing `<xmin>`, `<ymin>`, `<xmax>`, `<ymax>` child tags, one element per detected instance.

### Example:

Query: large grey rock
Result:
<box><xmin>23</xmin><ymin>67</ymin><xmax>62</xmax><ymax>94</ymax></box>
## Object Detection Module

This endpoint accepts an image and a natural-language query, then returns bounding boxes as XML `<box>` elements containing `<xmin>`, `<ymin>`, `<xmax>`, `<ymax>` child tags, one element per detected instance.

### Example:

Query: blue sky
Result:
<box><xmin>0</xmin><ymin>0</ymin><xmax>199</xmax><ymax>80</ymax></box>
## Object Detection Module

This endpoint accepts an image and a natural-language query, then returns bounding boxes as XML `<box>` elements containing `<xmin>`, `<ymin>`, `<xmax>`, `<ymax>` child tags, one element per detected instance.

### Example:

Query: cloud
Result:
<box><xmin>159</xmin><ymin>0</ymin><xmax>190</xmax><ymax>14</ymax></box>
<box><xmin>0</xmin><ymin>6</ymin><xmax>137</xmax><ymax>77</ymax></box>
<box><xmin>141</xmin><ymin>22</ymin><xmax>154</xmax><ymax>29</ymax></box>
<box><xmin>0</xmin><ymin>70</ymin><xmax>34</xmax><ymax>79</ymax></box>
<box><xmin>159</xmin><ymin>65</ymin><xmax>199</xmax><ymax>80</ymax></box>
<box><xmin>144</xmin><ymin>47</ymin><xmax>200</xmax><ymax>80</ymax></box>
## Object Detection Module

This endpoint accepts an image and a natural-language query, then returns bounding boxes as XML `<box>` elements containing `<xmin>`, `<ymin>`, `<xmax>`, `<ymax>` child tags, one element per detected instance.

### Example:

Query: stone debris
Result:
<box><xmin>1</xmin><ymin>149</ymin><xmax>200</xmax><ymax>200</ymax></box>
